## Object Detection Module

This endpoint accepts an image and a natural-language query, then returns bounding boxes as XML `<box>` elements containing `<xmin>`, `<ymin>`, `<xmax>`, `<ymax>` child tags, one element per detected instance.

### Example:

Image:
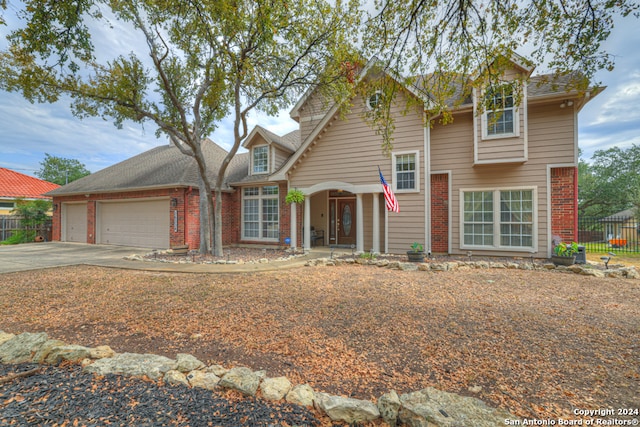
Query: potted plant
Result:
<box><xmin>407</xmin><ymin>242</ymin><xmax>425</xmax><ymax>262</ymax></box>
<box><xmin>551</xmin><ymin>241</ymin><xmax>579</xmax><ymax>266</ymax></box>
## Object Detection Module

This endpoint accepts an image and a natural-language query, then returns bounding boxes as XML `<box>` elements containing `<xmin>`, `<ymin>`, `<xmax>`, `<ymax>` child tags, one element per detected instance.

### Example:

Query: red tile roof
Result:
<box><xmin>0</xmin><ymin>167</ymin><xmax>60</xmax><ymax>199</ymax></box>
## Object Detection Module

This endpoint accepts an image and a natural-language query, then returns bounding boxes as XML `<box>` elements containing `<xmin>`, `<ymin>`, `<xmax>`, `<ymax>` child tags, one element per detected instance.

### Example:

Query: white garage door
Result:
<box><xmin>63</xmin><ymin>203</ymin><xmax>88</xmax><ymax>243</ymax></box>
<box><xmin>98</xmin><ymin>199</ymin><xmax>169</xmax><ymax>248</ymax></box>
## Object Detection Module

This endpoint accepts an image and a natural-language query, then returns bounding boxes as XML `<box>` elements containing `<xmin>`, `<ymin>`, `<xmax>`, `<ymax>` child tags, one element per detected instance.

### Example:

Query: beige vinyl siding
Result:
<box><xmin>273</xmin><ymin>146</ymin><xmax>290</xmax><ymax>172</ymax></box>
<box><xmin>298</xmin><ymin>90</ymin><xmax>332</xmax><ymax>142</ymax></box>
<box><xmin>431</xmin><ymin>103</ymin><xmax>575</xmax><ymax>257</ymax></box>
<box><xmin>290</xmin><ymin>94</ymin><xmax>424</xmax><ymax>187</ymax></box>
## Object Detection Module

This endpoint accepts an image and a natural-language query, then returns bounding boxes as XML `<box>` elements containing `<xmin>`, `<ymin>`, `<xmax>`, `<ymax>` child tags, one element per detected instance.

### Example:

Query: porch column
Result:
<box><xmin>372</xmin><ymin>193</ymin><xmax>380</xmax><ymax>253</ymax></box>
<box><xmin>356</xmin><ymin>193</ymin><xmax>364</xmax><ymax>252</ymax></box>
<box><xmin>304</xmin><ymin>196</ymin><xmax>311</xmax><ymax>250</ymax></box>
<box><xmin>290</xmin><ymin>202</ymin><xmax>297</xmax><ymax>249</ymax></box>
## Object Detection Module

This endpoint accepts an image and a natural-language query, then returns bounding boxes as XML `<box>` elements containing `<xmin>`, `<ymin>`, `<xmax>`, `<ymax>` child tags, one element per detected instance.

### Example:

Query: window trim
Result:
<box><xmin>459</xmin><ymin>187</ymin><xmax>537</xmax><ymax>252</ymax></box>
<box><xmin>481</xmin><ymin>84</ymin><xmax>520</xmax><ymax>140</ymax></box>
<box><xmin>366</xmin><ymin>91</ymin><xmax>383</xmax><ymax>110</ymax></box>
<box><xmin>241</xmin><ymin>185</ymin><xmax>279</xmax><ymax>242</ymax></box>
<box><xmin>392</xmin><ymin>151</ymin><xmax>420</xmax><ymax>193</ymax></box>
<box><xmin>252</xmin><ymin>145</ymin><xmax>269</xmax><ymax>175</ymax></box>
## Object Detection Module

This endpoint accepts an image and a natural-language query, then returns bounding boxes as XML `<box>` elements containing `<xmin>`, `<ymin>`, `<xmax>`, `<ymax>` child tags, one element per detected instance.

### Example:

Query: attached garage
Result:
<box><xmin>63</xmin><ymin>203</ymin><xmax>88</xmax><ymax>243</ymax></box>
<box><xmin>97</xmin><ymin>199</ymin><xmax>170</xmax><ymax>248</ymax></box>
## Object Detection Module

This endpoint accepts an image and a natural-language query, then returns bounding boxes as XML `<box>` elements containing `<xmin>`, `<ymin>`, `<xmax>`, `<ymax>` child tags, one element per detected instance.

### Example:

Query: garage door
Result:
<box><xmin>98</xmin><ymin>199</ymin><xmax>169</xmax><ymax>248</ymax></box>
<box><xmin>64</xmin><ymin>203</ymin><xmax>88</xmax><ymax>243</ymax></box>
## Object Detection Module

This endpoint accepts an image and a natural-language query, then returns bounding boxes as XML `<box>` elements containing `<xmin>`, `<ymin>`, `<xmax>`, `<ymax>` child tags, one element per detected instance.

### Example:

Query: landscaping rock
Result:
<box><xmin>44</xmin><ymin>344</ymin><xmax>91</xmax><ymax>365</ymax></box>
<box><xmin>90</xmin><ymin>345</ymin><xmax>116</xmax><ymax>359</ymax></box>
<box><xmin>260</xmin><ymin>376</ymin><xmax>292</xmax><ymax>401</ymax></box>
<box><xmin>399</xmin><ymin>387</ymin><xmax>513</xmax><ymax>427</ymax></box>
<box><xmin>176</xmin><ymin>353</ymin><xmax>205</xmax><ymax>372</ymax></box>
<box><xmin>218</xmin><ymin>367</ymin><xmax>261</xmax><ymax>396</ymax></box>
<box><xmin>164</xmin><ymin>369</ymin><xmax>189</xmax><ymax>386</ymax></box>
<box><xmin>377</xmin><ymin>390</ymin><xmax>401</xmax><ymax>426</ymax></box>
<box><xmin>83</xmin><ymin>353</ymin><xmax>177</xmax><ymax>381</ymax></box>
<box><xmin>187</xmin><ymin>370</ymin><xmax>220</xmax><ymax>390</ymax></box>
<box><xmin>286</xmin><ymin>384</ymin><xmax>315</xmax><ymax>407</ymax></box>
<box><xmin>206</xmin><ymin>364</ymin><xmax>228</xmax><ymax>377</ymax></box>
<box><xmin>0</xmin><ymin>332</ymin><xmax>49</xmax><ymax>364</ymax></box>
<box><xmin>0</xmin><ymin>331</ymin><xmax>15</xmax><ymax>346</ymax></box>
<box><xmin>314</xmin><ymin>392</ymin><xmax>380</xmax><ymax>424</ymax></box>
<box><xmin>32</xmin><ymin>339</ymin><xmax>66</xmax><ymax>364</ymax></box>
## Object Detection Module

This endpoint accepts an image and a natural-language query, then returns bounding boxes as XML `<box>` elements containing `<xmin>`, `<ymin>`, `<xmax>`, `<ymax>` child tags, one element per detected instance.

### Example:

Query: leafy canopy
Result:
<box><xmin>36</xmin><ymin>153</ymin><xmax>90</xmax><ymax>185</ymax></box>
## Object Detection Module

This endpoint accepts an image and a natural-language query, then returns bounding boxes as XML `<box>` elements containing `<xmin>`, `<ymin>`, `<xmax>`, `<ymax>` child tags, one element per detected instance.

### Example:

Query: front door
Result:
<box><xmin>337</xmin><ymin>199</ymin><xmax>356</xmax><ymax>246</ymax></box>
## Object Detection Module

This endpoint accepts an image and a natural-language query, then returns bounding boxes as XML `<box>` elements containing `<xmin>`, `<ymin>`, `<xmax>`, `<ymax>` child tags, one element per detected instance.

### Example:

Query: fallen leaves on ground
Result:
<box><xmin>0</xmin><ymin>264</ymin><xmax>638</xmax><ymax>420</ymax></box>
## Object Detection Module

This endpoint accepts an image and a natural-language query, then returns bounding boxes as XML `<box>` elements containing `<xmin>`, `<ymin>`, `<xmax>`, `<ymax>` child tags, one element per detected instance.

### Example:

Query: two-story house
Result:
<box><xmin>48</xmin><ymin>57</ymin><xmax>599</xmax><ymax>258</ymax></box>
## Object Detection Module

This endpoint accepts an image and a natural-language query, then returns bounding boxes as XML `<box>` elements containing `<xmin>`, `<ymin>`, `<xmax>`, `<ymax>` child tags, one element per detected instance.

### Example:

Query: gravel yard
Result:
<box><xmin>1</xmin><ymin>260</ymin><xmax>638</xmax><ymax>423</ymax></box>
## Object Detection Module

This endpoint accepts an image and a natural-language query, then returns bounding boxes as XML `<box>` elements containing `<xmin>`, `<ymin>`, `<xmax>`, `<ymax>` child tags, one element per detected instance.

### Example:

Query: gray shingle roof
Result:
<box><xmin>48</xmin><ymin>139</ymin><xmax>246</xmax><ymax>196</ymax></box>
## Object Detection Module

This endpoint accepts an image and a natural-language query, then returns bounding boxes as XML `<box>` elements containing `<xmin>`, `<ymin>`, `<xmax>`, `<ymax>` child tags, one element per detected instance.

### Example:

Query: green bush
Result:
<box><xmin>1</xmin><ymin>230</ymin><xmax>36</xmax><ymax>245</ymax></box>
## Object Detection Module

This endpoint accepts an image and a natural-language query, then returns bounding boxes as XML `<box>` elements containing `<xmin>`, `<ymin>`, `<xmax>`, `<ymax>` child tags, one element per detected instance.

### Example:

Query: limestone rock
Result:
<box><xmin>398</xmin><ymin>262</ymin><xmax>418</xmax><ymax>271</ymax></box>
<box><xmin>623</xmin><ymin>267</ymin><xmax>639</xmax><ymax>279</ymax></box>
<box><xmin>206</xmin><ymin>364</ymin><xmax>228</xmax><ymax>377</ymax></box>
<box><xmin>286</xmin><ymin>384</ymin><xmax>315</xmax><ymax>407</ymax></box>
<box><xmin>377</xmin><ymin>390</ymin><xmax>401</xmax><ymax>426</ymax></box>
<box><xmin>32</xmin><ymin>339</ymin><xmax>66</xmax><ymax>364</ymax></box>
<box><xmin>579</xmin><ymin>268</ymin><xmax>605</xmax><ymax>277</ymax></box>
<box><xmin>90</xmin><ymin>345</ymin><xmax>116</xmax><ymax>359</ymax></box>
<box><xmin>218</xmin><ymin>367</ymin><xmax>261</xmax><ymax>396</ymax></box>
<box><xmin>164</xmin><ymin>369</ymin><xmax>189</xmax><ymax>386</ymax></box>
<box><xmin>44</xmin><ymin>344</ymin><xmax>91</xmax><ymax>365</ymax></box>
<box><xmin>0</xmin><ymin>331</ymin><xmax>15</xmax><ymax>346</ymax></box>
<box><xmin>399</xmin><ymin>387</ymin><xmax>513</xmax><ymax>427</ymax></box>
<box><xmin>187</xmin><ymin>370</ymin><xmax>220</xmax><ymax>390</ymax></box>
<box><xmin>0</xmin><ymin>332</ymin><xmax>49</xmax><ymax>363</ymax></box>
<box><xmin>83</xmin><ymin>352</ymin><xmax>177</xmax><ymax>381</ymax></box>
<box><xmin>417</xmin><ymin>263</ymin><xmax>431</xmax><ymax>271</ymax></box>
<box><xmin>314</xmin><ymin>392</ymin><xmax>380</xmax><ymax>424</ymax></box>
<box><xmin>260</xmin><ymin>376</ymin><xmax>292</xmax><ymax>401</ymax></box>
<box><xmin>176</xmin><ymin>353</ymin><xmax>205</xmax><ymax>372</ymax></box>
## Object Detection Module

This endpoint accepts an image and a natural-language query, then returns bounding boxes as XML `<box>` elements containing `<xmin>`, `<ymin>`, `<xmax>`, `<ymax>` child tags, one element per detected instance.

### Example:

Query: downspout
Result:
<box><xmin>424</xmin><ymin>111</ymin><xmax>431</xmax><ymax>255</ymax></box>
<box><xmin>185</xmin><ymin>186</ymin><xmax>193</xmax><ymax>247</ymax></box>
<box><xmin>574</xmin><ymin>167</ymin><xmax>579</xmax><ymax>241</ymax></box>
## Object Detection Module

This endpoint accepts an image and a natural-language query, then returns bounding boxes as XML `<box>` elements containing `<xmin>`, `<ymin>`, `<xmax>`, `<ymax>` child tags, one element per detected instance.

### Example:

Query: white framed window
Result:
<box><xmin>242</xmin><ymin>185</ymin><xmax>279</xmax><ymax>241</ymax></box>
<box><xmin>482</xmin><ymin>84</ymin><xmax>518</xmax><ymax>139</ymax></box>
<box><xmin>461</xmin><ymin>188</ymin><xmax>535</xmax><ymax>251</ymax></box>
<box><xmin>252</xmin><ymin>145</ymin><xmax>269</xmax><ymax>174</ymax></box>
<box><xmin>392</xmin><ymin>151</ymin><xmax>419</xmax><ymax>192</ymax></box>
<box><xmin>366</xmin><ymin>91</ymin><xmax>382</xmax><ymax>110</ymax></box>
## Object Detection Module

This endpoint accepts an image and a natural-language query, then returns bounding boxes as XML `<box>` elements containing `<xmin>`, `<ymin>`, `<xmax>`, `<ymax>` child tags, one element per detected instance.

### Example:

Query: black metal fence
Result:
<box><xmin>578</xmin><ymin>215</ymin><xmax>639</xmax><ymax>254</ymax></box>
<box><xmin>0</xmin><ymin>215</ymin><xmax>53</xmax><ymax>242</ymax></box>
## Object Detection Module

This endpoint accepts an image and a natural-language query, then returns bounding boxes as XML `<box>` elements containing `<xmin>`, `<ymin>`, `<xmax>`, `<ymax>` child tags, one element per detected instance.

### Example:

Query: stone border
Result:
<box><xmin>0</xmin><ymin>330</ymin><xmax>514</xmax><ymax>426</ymax></box>
<box><xmin>305</xmin><ymin>257</ymin><xmax>640</xmax><ymax>279</ymax></box>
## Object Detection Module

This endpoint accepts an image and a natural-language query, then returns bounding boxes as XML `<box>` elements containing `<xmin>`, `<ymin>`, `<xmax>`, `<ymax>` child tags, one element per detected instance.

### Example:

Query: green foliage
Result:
<box><xmin>410</xmin><ymin>242</ymin><xmax>424</xmax><ymax>253</ymax></box>
<box><xmin>359</xmin><ymin>251</ymin><xmax>378</xmax><ymax>260</ymax></box>
<box><xmin>11</xmin><ymin>198</ymin><xmax>52</xmax><ymax>229</ymax></box>
<box><xmin>285</xmin><ymin>189</ymin><xmax>305</xmax><ymax>205</ymax></box>
<box><xmin>553</xmin><ymin>241</ymin><xmax>579</xmax><ymax>256</ymax></box>
<box><xmin>579</xmin><ymin>144</ymin><xmax>640</xmax><ymax>217</ymax></box>
<box><xmin>36</xmin><ymin>153</ymin><xmax>90</xmax><ymax>185</ymax></box>
<box><xmin>1</xmin><ymin>230</ymin><xmax>36</xmax><ymax>245</ymax></box>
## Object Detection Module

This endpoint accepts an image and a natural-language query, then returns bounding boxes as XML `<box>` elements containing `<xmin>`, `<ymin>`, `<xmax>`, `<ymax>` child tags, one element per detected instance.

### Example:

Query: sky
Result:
<box><xmin>0</xmin><ymin>7</ymin><xmax>639</xmax><ymax>177</ymax></box>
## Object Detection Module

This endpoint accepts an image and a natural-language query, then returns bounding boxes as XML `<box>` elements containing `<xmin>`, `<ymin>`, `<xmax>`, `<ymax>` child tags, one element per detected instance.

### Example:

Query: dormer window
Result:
<box><xmin>483</xmin><ymin>84</ymin><xmax>518</xmax><ymax>138</ymax></box>
<box><xmin>253</xmin><ymin>145</ymin><xmax>268</xmax><ymax>174</ymax></box>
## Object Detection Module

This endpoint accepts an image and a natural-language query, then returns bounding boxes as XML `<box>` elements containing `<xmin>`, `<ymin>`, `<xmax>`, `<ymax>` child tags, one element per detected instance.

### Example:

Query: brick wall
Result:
<box><xmin>550</xmin><ymin>167</ymin><xmax>578</xmax><ymax>242</ymax></box>
<box><xmin>431</xmin><ymin>173</ymin><xmax>449</xmax><ymax>253</ymax></box>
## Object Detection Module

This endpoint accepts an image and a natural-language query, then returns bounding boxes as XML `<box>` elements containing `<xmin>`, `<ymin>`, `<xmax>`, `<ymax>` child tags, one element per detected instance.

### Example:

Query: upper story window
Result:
<box><xmin>483</xmin><ymin>84</ymin><xmax>517</xmax><ymax>138</ymax></box>
<box><xmin>253</xmin><ymin>145</ymin><xmax>268</xmax><ymax>174</ymax></box>
<box><xmin>367</xmin><ymin>91</ymin><xmax>382</xmax><ymax>110</ymax></box>
<box><xmin>392</xmin><ymin>151</ymin><xmax>419</xmax><ymax>192</ymax></box>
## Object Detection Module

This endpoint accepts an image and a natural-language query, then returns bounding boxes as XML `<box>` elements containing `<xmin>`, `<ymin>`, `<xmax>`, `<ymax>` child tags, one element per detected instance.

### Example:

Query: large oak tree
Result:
<box><xmin>0</xmin><ymin>0</ymin><xmax>360</xmax><ymax>255</ymax></box>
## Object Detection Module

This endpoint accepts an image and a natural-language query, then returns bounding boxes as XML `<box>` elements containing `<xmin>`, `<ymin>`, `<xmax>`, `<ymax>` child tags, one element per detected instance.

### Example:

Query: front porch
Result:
<box><xmin>289</xmin><ymin>181</ymin><xmax>385</xmax><ymax>253</ymax></box>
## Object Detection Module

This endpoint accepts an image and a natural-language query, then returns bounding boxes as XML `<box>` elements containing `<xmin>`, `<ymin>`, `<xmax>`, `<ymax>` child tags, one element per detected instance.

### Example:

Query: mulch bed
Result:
<box><xmin>0</xmin><ymin>363</ymin><xmax>326</xmax><ymax>426</ymax></box>
<box><xmin>1</xmin><ymin>252</ymin><xmax>639</xmax><ymax>425</ymax></box>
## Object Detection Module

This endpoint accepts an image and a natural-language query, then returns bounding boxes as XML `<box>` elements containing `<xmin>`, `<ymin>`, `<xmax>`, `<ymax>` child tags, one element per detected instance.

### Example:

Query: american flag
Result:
<box><xmin>378</xmin><ymin>167</ymin><xmax>400</xmax><ymax>213</ymax></box>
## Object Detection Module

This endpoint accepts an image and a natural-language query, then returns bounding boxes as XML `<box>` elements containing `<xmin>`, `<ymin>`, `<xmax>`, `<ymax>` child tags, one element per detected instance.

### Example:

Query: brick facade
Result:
<box><xmin>550</xmin><ymin>167</ymin><xmax>578</xmax><ymax>242</ymax></box>
<box><xmin>430</xmin><ymin>173</ymin><xmax>449</xmax><ymax>253</ymax></box>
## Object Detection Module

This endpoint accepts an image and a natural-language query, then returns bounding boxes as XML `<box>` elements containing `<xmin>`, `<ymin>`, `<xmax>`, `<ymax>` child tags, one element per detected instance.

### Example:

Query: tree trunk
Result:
<box><xmin>213</xmin><ymin>186</ymin><xmax>223</xmax><ymax>257</ymax></box>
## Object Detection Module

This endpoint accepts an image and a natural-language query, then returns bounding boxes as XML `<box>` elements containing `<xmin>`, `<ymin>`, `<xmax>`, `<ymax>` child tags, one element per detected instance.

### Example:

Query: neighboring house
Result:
<box><xmin>48</xmin><ymin>57</ymin><xmax>599</xmax><ymax>257</ymax></box>
<box><xmin>0</xmin><ymin>167</ymin><xmax>60</xmax><ymax>215</ymax></box>
<box><xmin>600</xmin><ymin>208</ymin><xmax>639</xmax><ymax>247</ymax></box>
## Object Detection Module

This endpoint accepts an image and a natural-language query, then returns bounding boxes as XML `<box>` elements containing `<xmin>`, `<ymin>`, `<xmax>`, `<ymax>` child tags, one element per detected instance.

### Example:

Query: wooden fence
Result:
<box><xmin>0</xmin><ymin>215</ymin><xmax>53</xmax><ymax>242</ymax></box>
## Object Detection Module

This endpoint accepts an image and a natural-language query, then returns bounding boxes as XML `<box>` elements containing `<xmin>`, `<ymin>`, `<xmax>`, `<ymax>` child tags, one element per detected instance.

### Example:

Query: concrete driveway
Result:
<box><xmin>0</xmin><ymin>242</ymin><xmax>151</xmax><ymax>273</ymax></box>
